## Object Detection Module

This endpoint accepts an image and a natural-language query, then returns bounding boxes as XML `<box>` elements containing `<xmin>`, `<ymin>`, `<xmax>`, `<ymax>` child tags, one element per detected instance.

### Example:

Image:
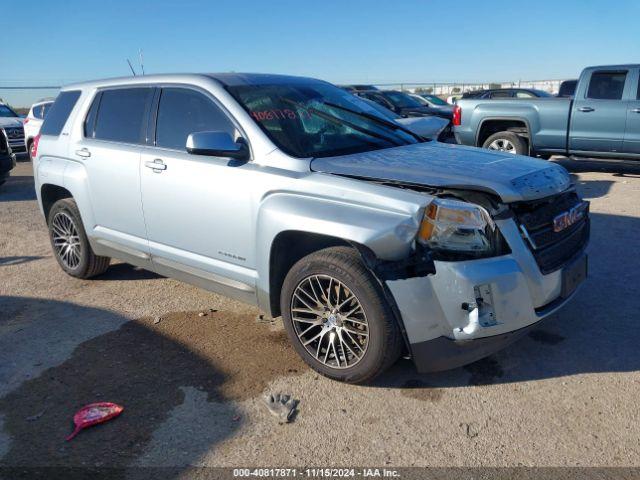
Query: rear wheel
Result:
<box><xmin>48</xmin><ymin>198</ymin><xmax>111</xmax><ymax>278</ymax></box>
<box><xmin>281</xmin><ymin>247</ymin><xmax>402</xmax><ymax>383</ymax></box>
<box><xmin>27</xmin><ymin>140</ymin><xmax>34</xmax><ymax>161</ymax></box>
<box><xmin>482</xmin><ymin>131</ymin><xmax>527</xmax><ymax>155</ymax></box>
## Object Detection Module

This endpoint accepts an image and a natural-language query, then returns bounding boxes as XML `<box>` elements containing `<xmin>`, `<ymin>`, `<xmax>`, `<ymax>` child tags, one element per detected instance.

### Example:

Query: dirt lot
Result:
<box><xmin>1</xmin><ymin>158</ymin><xmax>639</xmax><ymax>473</ymax></box>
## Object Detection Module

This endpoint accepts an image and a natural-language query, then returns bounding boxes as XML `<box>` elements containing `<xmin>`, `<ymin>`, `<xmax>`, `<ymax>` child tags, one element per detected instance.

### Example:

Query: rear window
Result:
<box><xmin>587</xmin><ymin>71</ymin><xmax>627</xmax><ymax>100</ymax></box>
<box><xmin>40</xmin><ymin>91</ymin><xmax>81</xmax><ymax>136</ymax></box>
<box><xmin>93</xmin><ymin>87</ymin><xmax>153</xmax><ymax>144</ymax></box>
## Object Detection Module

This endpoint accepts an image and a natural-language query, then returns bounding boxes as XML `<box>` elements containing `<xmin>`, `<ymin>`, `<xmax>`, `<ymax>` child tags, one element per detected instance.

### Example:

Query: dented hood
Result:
<box><xmin>311</xmin><ymin>141</ymin><xmax>571</xmax><ymax>202</ymax></box>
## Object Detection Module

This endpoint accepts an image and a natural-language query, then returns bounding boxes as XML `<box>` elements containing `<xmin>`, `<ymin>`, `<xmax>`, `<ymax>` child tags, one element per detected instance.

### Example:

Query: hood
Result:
<box><xmin>310</xmin><ymin>142</ymin><xmax>571</xmax><ymax>203</ymax></box>
<box><xmin>396</xmin><ymin>116</ymin><xmax>450</xmax><ymax>138</ymax></box>
<box><xmin>0</xmin><ymin>117</ymin><xmax>24</xmax><ymax>128</ymax></box>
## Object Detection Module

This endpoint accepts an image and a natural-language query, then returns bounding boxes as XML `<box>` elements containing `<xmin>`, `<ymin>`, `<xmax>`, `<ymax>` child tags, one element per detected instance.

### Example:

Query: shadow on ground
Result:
<box><xmin>553</xmin><ymin>156</ymin><xmax>640</xmax><ymax>176</ymax></box>
<box><xmin>96</xmin><ymin>262</ymin><xmax>163</xmax><ymax>281</ymax></box>
<box><xmin>0</xmin><ymin>176</ymin><xmax>36</xmax><ymax>202</ymax></box>
<box><xmin>0</xmin><ymin>296</ymin><xmax>306</xmax><ymax>478</ymax></box>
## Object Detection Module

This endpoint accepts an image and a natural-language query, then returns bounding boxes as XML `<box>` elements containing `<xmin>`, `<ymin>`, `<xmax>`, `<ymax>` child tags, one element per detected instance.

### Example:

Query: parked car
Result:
<box><xmin>0</xmin><ymin>128</ymin><xmax>16</xmax><ymax>187</ymax></box>
<box><xmin>557</xmin><ymin>79</ymin><xmax>578</xmax><ymax>98</ymax></box>
<box><xmin>0</xmin><ymin>102</ymin><xmax>27</xmax><ymax>158</ymax></box>
<box><xmin>24</xmin><ymin>99</ymin><xmax>54</xmax><ymax>159</ymax></box>
<box><xmin>454</xmin><ymin>65</ymin><xmax>640</xmax><ymax>159</ymax></box>
<box><xmin>357</xmin><ymin>97</ymin><xmax>451</xmax><ymax>140</ymax></box>
<box><xmin>461</xmin><ymin>88</ymin><xmax>554</xmax><ymax>100</ymax></box>
<box><xmin>409</xmin><ymin>93</ymin><xmax>455</xmax><ymax>117</ymax></box>
<box><xmin>353</xmin><ymin>90</ymin><xmax>452</xmax><ymax>119</ymax></box>
<box><xmin>34</xmin><ymin>73</ymin><xmax>589</xmax><ymax>383</ymax></box>
<box><xmin>340</xmin><ymin>84</ymin><xmax>379</xmax><ymax>92</ymax></box>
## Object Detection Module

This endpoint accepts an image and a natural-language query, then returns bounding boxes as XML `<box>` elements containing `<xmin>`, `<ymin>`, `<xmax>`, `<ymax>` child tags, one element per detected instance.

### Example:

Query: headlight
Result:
<box><xmin>418</xmin><ymin>198</ymin><xmax>494</xmax><ymax>253</ymax></box>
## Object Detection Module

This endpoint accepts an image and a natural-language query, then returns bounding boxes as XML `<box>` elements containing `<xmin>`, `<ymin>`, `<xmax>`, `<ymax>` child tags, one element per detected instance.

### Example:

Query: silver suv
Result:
<box><xmin>33</xmin><ymin>74</ymin><xmax>589</xmax><ymax>383</ymax></box>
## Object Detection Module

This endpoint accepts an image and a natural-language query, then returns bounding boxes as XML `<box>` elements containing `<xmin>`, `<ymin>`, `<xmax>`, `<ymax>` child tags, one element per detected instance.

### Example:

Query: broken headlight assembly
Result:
<box><xmin>417</xmin><ymin>197</ymin><xmax>507</xmax><ymax>259</ymax></box>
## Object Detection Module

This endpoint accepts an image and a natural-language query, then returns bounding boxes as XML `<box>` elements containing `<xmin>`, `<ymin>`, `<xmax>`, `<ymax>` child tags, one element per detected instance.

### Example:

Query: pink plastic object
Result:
<box><xmin>66</xmin><ymin>402</ymin><xmax>124</xmax><ymax>441</ymax></box>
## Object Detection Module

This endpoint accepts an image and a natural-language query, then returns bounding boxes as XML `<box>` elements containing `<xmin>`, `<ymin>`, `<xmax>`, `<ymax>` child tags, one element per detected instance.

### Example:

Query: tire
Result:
<box><xmin>47</xmin><ymin>198</ymin><xmax>111</xmax><ymax>278</ymax></box>
<box><xmin>482</xmin><ymin>131</ymin><xmax>528</xmax><ymax>155</ymax></box>
<box><xmin>280</xmin><ymin>246</ymin><xmax>403</xmax><ymax>383</ymax></box>
<box><xmin>27</xmin><ymin>140</ymin><xmax>33</xmax><ymax>161</ymax></box>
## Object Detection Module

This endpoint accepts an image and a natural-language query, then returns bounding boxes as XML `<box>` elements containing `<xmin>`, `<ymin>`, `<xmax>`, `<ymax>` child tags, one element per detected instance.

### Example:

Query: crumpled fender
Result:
<box><xmin>254</xmin><ymin>190</ymin><xmax>424</xmax><ymax>312</ymax></box>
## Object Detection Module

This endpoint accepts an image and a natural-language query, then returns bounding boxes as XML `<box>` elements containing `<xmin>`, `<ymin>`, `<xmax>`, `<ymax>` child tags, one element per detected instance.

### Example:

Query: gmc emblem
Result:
<box><xmin>553</xmin><ymin>202</ymin><xmax>587</xmax><ymax>233</ymax></box>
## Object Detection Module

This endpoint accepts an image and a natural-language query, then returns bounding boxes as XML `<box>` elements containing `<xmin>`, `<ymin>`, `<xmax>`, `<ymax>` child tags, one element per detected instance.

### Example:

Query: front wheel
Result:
<box><xmin>48</xmin><ymin>198</ymin><xmax>111</xmax><ymax>278</ymax></box>
<box><xmin>482</xmin><ymin>131</ymin><xmax>528</xmax><ymax>155</ymax></box>
<box><xmin>281</xmin><ymin>247</ymin><xmax>403</xmax><ymax>384</ymax></box>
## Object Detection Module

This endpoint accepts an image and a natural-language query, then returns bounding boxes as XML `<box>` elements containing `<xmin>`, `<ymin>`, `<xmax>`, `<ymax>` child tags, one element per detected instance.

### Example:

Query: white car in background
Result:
<box><xmin>24</xmin><ymin>99</ymin><xmax>54</xmax><ymax>159</ymax></box>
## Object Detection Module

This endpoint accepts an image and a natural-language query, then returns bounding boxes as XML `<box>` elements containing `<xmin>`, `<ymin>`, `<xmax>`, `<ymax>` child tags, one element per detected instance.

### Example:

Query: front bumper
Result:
<box><xmin>385</xmin><ymin>217</ymin><xmax>587</xmax><ymax>372</ymax></box>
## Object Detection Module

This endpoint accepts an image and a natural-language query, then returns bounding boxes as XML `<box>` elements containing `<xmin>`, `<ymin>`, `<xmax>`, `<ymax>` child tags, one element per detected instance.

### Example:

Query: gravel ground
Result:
<box><xmin>1</xmin><ymin>158</ymin><xmax>639</xmax><ymax>473</ymax></box>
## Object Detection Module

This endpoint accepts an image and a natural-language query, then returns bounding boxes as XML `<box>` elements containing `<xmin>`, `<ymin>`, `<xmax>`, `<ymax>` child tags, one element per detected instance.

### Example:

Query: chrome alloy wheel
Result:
<box><xmin>488</xmin><ymin>138</ymin><xmax>516</xmax><ymax>153</ymax></box>
<box><xmin>51</xmin><ymin>212</ymin><xmax>82</xmax><ymax>269</ymax></box>
<box><xmin>290</xmin><ymin>275</ymin><xmax>369</xmax><ymax>369</ymax></box>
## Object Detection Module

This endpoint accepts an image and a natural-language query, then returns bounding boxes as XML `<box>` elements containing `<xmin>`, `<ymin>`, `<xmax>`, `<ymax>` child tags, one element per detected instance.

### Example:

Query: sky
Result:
<box><xmin>2</xmin><ymin>0</ymin><xmax>639</xmax><ymax>106</ymax></box>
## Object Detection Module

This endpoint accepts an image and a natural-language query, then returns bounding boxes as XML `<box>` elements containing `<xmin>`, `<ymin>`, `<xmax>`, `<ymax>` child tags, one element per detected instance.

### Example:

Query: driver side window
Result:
<box><xmin>155</xmin><ymin>88</ymin><xmax>236</xmax><ymax>151</ymax></box>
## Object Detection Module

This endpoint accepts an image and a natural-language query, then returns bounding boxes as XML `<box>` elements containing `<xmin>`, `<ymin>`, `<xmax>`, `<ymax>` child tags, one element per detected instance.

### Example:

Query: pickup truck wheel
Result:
<box><xmin>281</xmin><ymin>247</ymin><xmax>402</xmax><ymax>384</ymax></box>
<box><xmin>48</xmin><ymin>198</ymin><xmax>111</xmax><ymax>278</ymax></box>
<box><xmin>482</xmin><ymin>131</ymin><xmax>527</xmax><ymax>155</ymax></box>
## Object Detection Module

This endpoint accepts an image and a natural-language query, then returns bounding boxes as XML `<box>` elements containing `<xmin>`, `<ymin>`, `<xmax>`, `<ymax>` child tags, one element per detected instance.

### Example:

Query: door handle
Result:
<box><xmin>75</xmin><ymin>148</ymin><xmax>91</xmax><ymax>158</ymax></box>
<box><xmin>631</xmin><ymin>108</ymin><xmax>640</xmax><ymax>113</ymax></box>
<box><xmin>578</xmin><ymin>107</ymin><xmax>595</xmax><ymax>112</ymax></box>
<box><xmin>145</xmin><ymin>159</ymin><xmax>167</xmax><ymax>172</ymax></box>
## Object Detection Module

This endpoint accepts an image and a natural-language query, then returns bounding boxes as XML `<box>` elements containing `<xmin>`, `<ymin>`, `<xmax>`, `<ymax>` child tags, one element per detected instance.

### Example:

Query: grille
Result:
<box><xmin>511</xmin><ymin>191</ymin><xmax>590</xmax><ymax>274</ymax></box>
<box><xmin>4</xmin><ymin>126</ymin><xmax>24</xmax><ymax>141</ymax></box>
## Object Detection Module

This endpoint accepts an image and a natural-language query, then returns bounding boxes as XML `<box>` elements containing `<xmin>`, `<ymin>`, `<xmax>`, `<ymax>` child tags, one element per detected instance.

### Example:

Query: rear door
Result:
<box><xmin>73</xmin><ymin>86</ymin><xmax>154</xmax><ymax>257</ymax></box>
<box><xmin>570</xmin><ymin>69</ymin><xmax>630</xmax><ymax>154</ymax></box>
<box><xmin>623</xmin><ymin>68</ymin><xmax>640</xmax><ymax>154</ymax></box>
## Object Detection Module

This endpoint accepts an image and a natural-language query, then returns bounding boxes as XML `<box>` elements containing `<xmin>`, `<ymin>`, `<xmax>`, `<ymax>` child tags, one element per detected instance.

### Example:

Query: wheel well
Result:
<box><xmin>268</xmin><ymin>231</ymin><xmax>352</xmax><ymax>317</ymax></box>
<box><xmin>41</xmin><ymin>184</ymin><xmax>72</xmax><ymax>220</ymax></box>
<box><xmin>478</xmin><ymin>119</ymin><xmax>529</xmax><ymax>147</ymax></box>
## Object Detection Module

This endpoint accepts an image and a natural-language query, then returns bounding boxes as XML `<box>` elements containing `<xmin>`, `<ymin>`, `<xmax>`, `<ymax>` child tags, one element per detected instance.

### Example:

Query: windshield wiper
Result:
<box><xmin>322</xmin><ymin>101</ymin><xmax>428</xmax><ymax>142</ymax></box>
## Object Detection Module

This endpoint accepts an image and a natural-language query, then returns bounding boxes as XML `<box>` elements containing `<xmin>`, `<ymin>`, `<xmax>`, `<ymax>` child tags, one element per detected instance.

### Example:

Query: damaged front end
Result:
<box><xmin>350</xmin><ymin>177</ymin><xmax>580</xmax><ymax>373</ymax></box>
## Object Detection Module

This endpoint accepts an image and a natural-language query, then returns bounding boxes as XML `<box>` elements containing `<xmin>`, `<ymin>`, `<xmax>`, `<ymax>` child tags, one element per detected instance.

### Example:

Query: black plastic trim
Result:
<box><xmin>411</xmin><ymin>320</ymin><xmax>543</xmax><ymax>373</ymax></box>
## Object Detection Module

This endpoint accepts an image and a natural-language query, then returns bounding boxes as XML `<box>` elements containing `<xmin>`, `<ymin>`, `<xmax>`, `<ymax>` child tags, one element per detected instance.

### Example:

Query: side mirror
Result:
<box><xmin>186</xmin><ymin>131</ymin><xmax>249</xmax><ymax>160</ymax></box>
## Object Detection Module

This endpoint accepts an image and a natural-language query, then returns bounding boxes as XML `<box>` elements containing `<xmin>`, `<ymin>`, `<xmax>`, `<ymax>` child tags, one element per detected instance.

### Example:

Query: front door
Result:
<box><xmin>139</xmin><ymin>86</ymin><xmax>256</xmax><ymax>300</ymax></box>
<box><xmin>72</xmin><ymin>86</ymin><xmax>154</xmax><ymax>257</ymax></box>
<box><xmin>569</xmin><ymin>69</ymin><xmax>629</xmax><ymax>154</ymax></box>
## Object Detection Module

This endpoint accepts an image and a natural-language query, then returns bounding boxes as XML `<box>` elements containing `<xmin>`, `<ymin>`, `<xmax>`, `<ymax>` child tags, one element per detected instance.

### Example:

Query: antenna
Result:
<box><xmin>139</xmin><ymin>49</ymin><xmax>145</xmax><ymax>76</ymax></box>
<box><xmin>126</xmin><ymin>59</ymin><xmax>137</xmax><ymax>76</ymax></box>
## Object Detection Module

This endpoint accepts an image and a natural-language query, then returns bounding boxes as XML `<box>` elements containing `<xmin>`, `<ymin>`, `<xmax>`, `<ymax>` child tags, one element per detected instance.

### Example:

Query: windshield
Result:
<box><xmin>530</xmin><ymin>89</ymin><xmax>553</xmax><ymax>97</ymax></box>
<box><xmin>359</xmin><ymin>98</ymin><xmax>401</xmax><ymax>120</ymax></box>
<box><xmin>227</xmin><ymin>82</ymin><xmax>420</xmax><ymax>158</ymax></box>
<box><xmin>423</xmin><ymin>95</ymin><xmax>448</xmax><ymax>106</ymax></box>
<box><xmin>0</xmin><ymin>105</ymin><xmax>18</xmax><ymax>118</ymax></box>
<box><xmin>382</xmin><ymin>91</ymin><xmax>424</xmax><ymax>108</ymax></box>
